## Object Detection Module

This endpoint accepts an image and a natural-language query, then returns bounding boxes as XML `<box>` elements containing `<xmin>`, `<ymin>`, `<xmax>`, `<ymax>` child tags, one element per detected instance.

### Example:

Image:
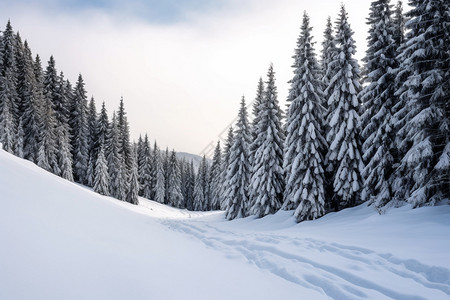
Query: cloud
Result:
<box><xmin>1</xmin><ymin>0</ymin><xmax>370</xmax><ymax>155</ymax></box>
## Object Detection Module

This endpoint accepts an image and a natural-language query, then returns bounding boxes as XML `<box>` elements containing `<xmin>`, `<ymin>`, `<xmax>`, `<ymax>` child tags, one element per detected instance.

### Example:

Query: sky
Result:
<box><xmin>1</xmin><ymin>0</ymin><xmax>373</xmax><ymax>156</ymax></box>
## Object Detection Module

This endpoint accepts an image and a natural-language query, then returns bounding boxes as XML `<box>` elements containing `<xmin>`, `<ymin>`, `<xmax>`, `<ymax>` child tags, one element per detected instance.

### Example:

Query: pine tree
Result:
<box><xmin>163</xmin><ymin>147</ymin><xmax>170</xmax><ymax>203</ymax></box>
<box><xmin>93</xmin><ymin>145</ymin><xmax>109</xmax><ymax>196</ymax></box>
<box><xmin>37</xmin><ymin>96</ymin><xmax>58</xmax><ymax>174</ymax></box>
<box><xmin>154</xmin><ymin>145</ymin><xmax>165</xmax><ymax>204</ymax></box>
<box><xmin>86</xmin><ymin>96</ymin><xmax>98</xmax><ymax>186</ymax></box>
<box><xmin>117</xmin><ymin>97</ymin><xmax>132</xmax><ymax>171</ymax></box>
<box><xmin>150</xmin><ymin>141</ymin><xmax>159</xmax><ymax>199</ymax></box>
<box><xmin>325</xmin><ymin>5</ymin><xmax>364</xmax><ymax>210</ymax></box>
<box><xmin>43</xmin><ymin>57</ymin><xmax>61</xmax><ymax>122</ymax></box>
<box><xmin>209</xmin><ymin>141</ymin><xmax>222</xmax><ymax>210</ymax></box>
<box><xmin>106</xmin><ymin>112</ymin><xmax>126</xmax><ymax>200</ymax></box>
<box><xmin>225</xmin><ymin>97</ymin><xmax>251</xmax><ymax>220</ymax></box>
<box><xmin>166</xmin><ymin>150</ymin><xmax>184</xmax><ymax>208</ymax></box>
<box><xmin>55</xmin><ymin>120</ymin><xmax>74</xmax><ymax>181</ymax></box>
<box><xmin>321</xmin><ymin>16</ymin><xmax>337</xmax><ymax>97</ymax></box>
<box><xmin>282</xmin><ymin>13</ymin><xmax>327</xmax><ymax>221</ymax></box>
<box><xmin>393</xmin><ymin>0</ymin><xmax>450</xmax><ymax>206</ymax></box>
<box><xmin>0</xmin><ymin>20</ymin><xmax>18</xmax><ymax>152</ymax></box>
<box><xmin>19</xmin><ymin>42</ymin><xmax>41</xmax><ymax>162</ymax></box>
<box><xmin>140</xmin><ymin>134</ymin><xmax>153</xmax><ymax>199</ymax></box>
<box><xmin>193</xmin><ymin>172</ymin><xmax>204</xmax><ymax>211</ymax></box>
<box><xmin>126</xmin><ymin>146</ymin><xmax>140</xmax><ymax>205</ymax></box>
<box><xmin>392</xmin><ymin>1</ymin><xmax>406</xmax><ymax>48</ymax></box>
<box><xmin>95</xmin><ymin>102</ymin><xmax>109</xmax><ymax>157</ymax></box>
<box><xmin>359</xmin><ymin>0</ymin><xmax>398</xmax><ymax>209</ymax></box>
<box><xmin>70</xmin><ymin>74</ymin><xmax>89</xmax><ymax>184</ymax></box>
<box><xmin>220</xmin><ymin>126</ymin><xmax>234</xmax><ymax>210</ymax></box>
<box><xmin>250</xmin><ymin>64</ymin><xmax>284</xmax><ymax>218</ymax></box>
<box><xmin>16</xmin><ymin>116</ymin><xmax>24</xmax><ymax>158</ymax></box>
<box><xmin>14</xmin><ymin>33</ymin><xmax>25</xmax><ymax>120</ymax></box>
<box><xmin>249</xmin><ymin>78</ymin><xmax>265</xmax><ymax>166</ymax></box>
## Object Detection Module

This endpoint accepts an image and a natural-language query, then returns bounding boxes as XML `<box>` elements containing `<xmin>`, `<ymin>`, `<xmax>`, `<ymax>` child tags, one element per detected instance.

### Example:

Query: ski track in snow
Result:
<box><xmin>161</xmin><ymin>218</ymin><xmax>450</xmax><ymax>300</ymax></box>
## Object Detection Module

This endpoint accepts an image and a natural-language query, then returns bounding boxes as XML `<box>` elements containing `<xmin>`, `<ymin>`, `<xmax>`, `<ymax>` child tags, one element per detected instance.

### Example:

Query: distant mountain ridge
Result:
<box><xmin>176</xmin><ymin>152</ymin><xmax>210</xmax><ymax>171</ymax></box>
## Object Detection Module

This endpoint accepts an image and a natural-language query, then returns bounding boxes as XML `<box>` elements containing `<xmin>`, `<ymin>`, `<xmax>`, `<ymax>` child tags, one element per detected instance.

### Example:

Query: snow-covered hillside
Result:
<box><xmin>1</xmin><ymin>149</ymin><xmax>449</xmax><ymax>300</ymax></box>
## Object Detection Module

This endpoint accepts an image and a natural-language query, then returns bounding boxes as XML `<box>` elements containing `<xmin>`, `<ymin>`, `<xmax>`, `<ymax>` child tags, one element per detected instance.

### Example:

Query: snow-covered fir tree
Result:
<box><xmin>126</xmin><ymin>146</ymin><xmax>139</xmax><ymax>205</ymax></box>
<box><xmin>95</xmin><ymin>102</ymin><xmax>109</xmax><ymax>158</ymax></box>
<box><xmin>209</xmin><ymin>141</ymin><xmax>222</xmax><ymax>210</ymax></box>
<box><xmin>117</xmin><ymin>97</ymin><xmax>132</xmax><ymax>171</ymax></box>
<box><xmin>166</xmin><ymin>150</ymin><xmax>184</xmax><ymax>208</ymax></box>
<box><xmin>16</xmin><ymin>116</ymin><xmax>24</xmax><ymax>158</ymax></box>
<box><xmin>55</xmin><ymin>120</ymin><xmax>73</xmax><ymax>181</ymax></box>
<box><xmin>43</xmin><ymin>57</ymin><xmax>62</xmax><ymax>122</ymax></box>
<box><xmin>393</xmin><ymin>0</ymin><xmax>449</xmax><ymax>206</ymax></box>
<box><xmin>0</xmin><ymin>21</ymin><xmax>18</xmax><ymax>153</ymax></box>
<box><xmin>163</xmin><ymin>148</ymin><xmax>170</xmax><ymax>203</ymax></box>
<box><xmin>154</xmin><ymin>145</ymin><xmax>166</xmax><ymax>204</ymax></box>
<box><xmin>225</xmin><ymin>97</ymin><xmax>251</xmax><ymax>220</ymax></box>
<box><xmin>201</xmin><ymin>155</ymin><xmax>211</xmax><ymax>210</ymax></box>
<box><xmin>392</xmin><ymin>1</ymin><xmax>405</xmax><ymax>49</ymax></box>
<box><xmin>324</xmin><ymin>5</ymin><xmax>364</xmax><ymax>210</ymax></box>
<box><xmin>37</xmin><ymin>96</ymin><xmax>59</xmax><ymax>174</ymax></box>
<box><xmin>70</xmin><ymin>74</ymin><xmax>89</xmax><ymax>184</ymax></box>
<box><xmin>321</xmin><ymin>16</ymin><xmax>337</xmax><ymax>97</ymax></box>
<box><xmin>106</xmin><ymin>112</ymin><xmax>126</xmax><ymax>201</ymax></box>
<box><xmin>249</xmin><ymin>78</ymin><xmax>265</xmax><ymax>166</ymax></box>
<box><xmin>150</xmin><ymin>141</ymin><xmax>159</xmax><ymax>199</ymax></box>
<box><xmin>282</xmin><ymin>13</ymin><xmax>327</xmax><ymax>221</ymax></box>
<box><xmin>193</xmin><ymin>171</ymin><xmax>204</xmax><ymax>211</ymax></box>
<box><xmin>250</xmin><ymin>64</ymin><xmax>284</xmax><ymax>218</ymax></box>
<box><xmin>220</xmin><ymin>126</ymin><xmax>234</xmax><ymax>210</ymax></box>
<box><xmin>139</xmin><ymin>134</ymin><xmax>153</xmax><ymax>199</ymax></box>
<box><xmin>86</xmin><ymin>97</ymin><xmax>98</xmax><ymax>186</ymax></box>
<box><xmin>359</xmin><ymin>0</ymin><xmax>399</xmax><ymax>209</ymax></box>
<box><xmin>19</xmin><ymin>43</ymin><xmax>41</xmax><ymax>162</ymax></box>
<box><xmin>93</xmin><ymin>145</ymin><xmax>109</xmax><ymax>196</ymax></box>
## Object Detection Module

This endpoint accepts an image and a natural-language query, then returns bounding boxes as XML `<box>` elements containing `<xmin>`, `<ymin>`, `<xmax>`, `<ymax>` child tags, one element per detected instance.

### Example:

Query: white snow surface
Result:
<box><xmin>1</xmin><ymin>149</ymin><xmax>449</xmax><ymax>300</ymax></box>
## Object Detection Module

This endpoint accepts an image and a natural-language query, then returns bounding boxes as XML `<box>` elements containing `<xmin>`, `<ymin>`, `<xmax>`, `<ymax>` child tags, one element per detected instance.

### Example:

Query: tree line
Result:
<box><xmin>0</xmin><ymin>0</ymin><xmax>448</xmax><ymax>222</ymax></box>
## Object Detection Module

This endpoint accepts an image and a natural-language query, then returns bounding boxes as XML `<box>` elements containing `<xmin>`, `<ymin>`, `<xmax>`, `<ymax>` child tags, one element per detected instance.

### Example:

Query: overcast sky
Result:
<box><xmin>1</xmin><ymin>0</ymin><xmax>372</xmax><ymax>156</ymax></box>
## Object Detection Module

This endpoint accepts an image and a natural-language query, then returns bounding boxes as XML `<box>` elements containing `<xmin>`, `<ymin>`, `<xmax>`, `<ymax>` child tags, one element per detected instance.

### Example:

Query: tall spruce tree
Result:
<box><xmin>250</xmin><ymin>64</ymin><xmax>284</xmax><ymax>218</ymax></box>
<box><xmin>225</xmin><ymin>97</ymin><xmax>251</xmax><ymax>220</ymax></box>
<box><xmin>126</xmin><ymin>146</ymin><xmax>140</xmax><ymax>205</ymax></box>
<box><xmin>321</xmin><ymin>16</ymin><xmax>337</xmax><ymax>95</ymax></box>
<box><xmin>154</xmin><ymin>145</ymin><xmax>166</xmax><ymax>204</ymax></box>
<box><xmin>324</xmin><ymin>5</ymin><xmax>364</xmax><ymax>209</ymax></box>
<box><xmin>0</xmin><ymin>20</ymin><xmax>18</xmax><ymax>152</ymax></box>
<box><xmin>193</xmin><ymin>171</ymin><xmax>204</xmax><ymax>211</ymax></box>
<box><xmin>140</xmin><ymin>134</ymin><xmax>153</xmax><ymax>199</ymax></box>
<box><xmin>106</xmin><ymin>112</ymin><xmax>126</xmax><ymax>200</ymax></box>
<box><xmin>70</xmin><ymin>74</ymin><xmax>89</xmax><ymax>184</ymax></box>
<box><xmin>249</xmin><ymin>78</ymin><xmax>265</xmax><ymax>166</ymax></box>
<box><xmin>37</xmin><ymin>96</ymin><xmax>58</xmax><ymax>174</ymax></box>
<box><xmin>93</xmin><ymin>145</ymin><xmax>109</xmax><ymax>196</ymax></box>
<box><xmin>96</xmin><ymin>101</ymin><xmax>109</xmax><ymax>157</ymax></box>
<box><xmin>117</xmin><ymin>97</ymin><xmax>132</xmax><ymax>171</ymax></box>
<box><xmin>150</xmin><ymin>141</ymin><xmax>159</xmax><ymax>199</ymax></box>
<box><xmin>393</xmin><ymin>0</ymin><xmax>449</xmax><ymax>205</ymax></box>
<box><xmin>166</xmin><ymin>150</ymin><xmax>184</xmax><ymax>208</ymax></box>
<box><xmin>282</xmin><ymin>13</ymin><xmax>327</xmax><ymax>221</ymax></box>
<box><xmin>220</xmin><ymin>126</ymin><xmax>234</xmax><ymax>210</ymax></box>
<box><xmin>19</xmin><ymin>42</ymin><xmax>41</xmax><ymax>162</ymax></box>
<box><xmin>209</xmin><ymin>141</ymin><xmax>222</xmax><ymax>210</ymax></box>
<box><xmin>359</xmin><ymin>0</ymin><xmax>399</xmax><ymax>209</ymax></box>
<box><xmin>55</xmin><ymin>120</ymin><xmax>73</xmax><ymax>181</ymax></box>
<box><xmin>86</xmin><ymin>96</ymin><xmax>98</xmax><ymax>186</ymax></box>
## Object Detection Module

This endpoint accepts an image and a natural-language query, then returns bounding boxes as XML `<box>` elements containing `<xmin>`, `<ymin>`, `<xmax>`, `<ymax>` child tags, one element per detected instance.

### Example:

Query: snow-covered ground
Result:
<box><xmin>1</xmin><ymin>148</ymin><xmax>449</xmax><ymax>299</ymax></box>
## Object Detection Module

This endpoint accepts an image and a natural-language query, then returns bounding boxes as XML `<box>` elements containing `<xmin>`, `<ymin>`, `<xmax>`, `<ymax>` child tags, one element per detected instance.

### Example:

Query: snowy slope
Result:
<box><xmin>1</xmin><ymin>148</ymin><xmax>450</xmax><ymax>299</ymax></box>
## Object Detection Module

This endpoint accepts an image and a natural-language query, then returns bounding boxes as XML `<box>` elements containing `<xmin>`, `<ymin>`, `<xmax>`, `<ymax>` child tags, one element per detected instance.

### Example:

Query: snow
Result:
<box><xmin>1</xmin><ymin>148</ymin><xmax>450</xmax><ymax>299</ymax></box>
